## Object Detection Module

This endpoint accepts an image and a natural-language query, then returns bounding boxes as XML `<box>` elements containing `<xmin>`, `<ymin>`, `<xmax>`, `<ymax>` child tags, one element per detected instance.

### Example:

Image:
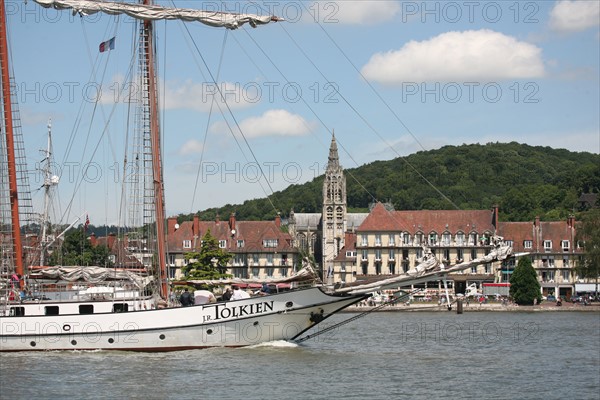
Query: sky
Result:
<box><xmin>5</xmin><ymin>0</ymin><xmax>600</xmax><ymax>226</ymax></box>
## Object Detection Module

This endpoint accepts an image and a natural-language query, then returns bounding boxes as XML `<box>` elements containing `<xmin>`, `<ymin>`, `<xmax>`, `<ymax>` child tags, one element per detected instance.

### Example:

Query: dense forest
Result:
<box><xmin>86</xmin><ymin>142</ymin><xmax>599</xmax><ymax>231</ymax></box>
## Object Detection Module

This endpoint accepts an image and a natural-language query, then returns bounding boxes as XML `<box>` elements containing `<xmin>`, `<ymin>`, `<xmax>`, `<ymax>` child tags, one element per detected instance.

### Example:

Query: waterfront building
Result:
<box><xmin>163</xmin><ymin>213</ymin><xmax>298</xmax><ymax>280</ymax></box>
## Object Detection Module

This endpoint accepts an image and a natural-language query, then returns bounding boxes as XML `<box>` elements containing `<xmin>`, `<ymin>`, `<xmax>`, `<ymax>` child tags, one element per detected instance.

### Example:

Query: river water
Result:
<box><xmin>1</xmin><ymin>311</ymin><xmax>598</xmax><ymax>400</ymax></box>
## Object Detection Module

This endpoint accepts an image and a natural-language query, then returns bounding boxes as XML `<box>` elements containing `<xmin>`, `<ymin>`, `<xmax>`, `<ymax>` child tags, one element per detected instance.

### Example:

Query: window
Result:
<box><xmin>9</xmin><ymin>307</ymin><xmax>25</xmax><ymax>316</ymax></box>
<box><xmin>252</xmin><ymin>267</ymin><xmax>260</xmax><ymax>277</ymax></box>
<box><xmin>456</xmin><ymin>233</ymin><xmax>465</xmax><ymax>246</ymax></box>
<box><xmin>442</xmin><ymin>233</ymin><xmax>451</xmax><ymax>245</ymax></box>
<box><xmin>45</xmin><ymin>306</ymin><xmax>59</xmax><ymax>315</ymax></box>
<box><xmin>389</xmin><ymin>234</ymin><xmax>395</xmax><ymax>246</ymax></box>
<box><xmin>389</xmin><ymin>249</ymin><xmax>395</xmax><ymax>261</ymax></box>
<box><xmin>403</xmin><ymin>233</ymin><xmax>411</xmax><ymax>245</ymax></box>
<box><xmin>389</xmin><ymin>263</ymin><xmax>396</xmax><ymax>275</ymax></box>
<box><xmin>375</xmin><ymin>235</ymin><xmax>382</xmax><ymax>246</ymax></box>
<box><xmin>219</xmin><ymin>240</ymin><xmax>227</xmax><ymax>249</ymax></box>
<box><xmin>345</xmin><ymin>250</ymin><xmax>356</xmax><ymax>257</ymax></box>
<box><xmin>506</xmin><ymin>240</ymin><xmax>514</xmax><ymax>247</ymax></box>
<box><xmin>524</xmin><ymin>240</ymin><xmax>532</xmax><ymax>249</ymax></box>
<box><xmin>375</xmin><ymin>249</ymin><xmax>382</xmax><ymax>261</ymax></box>
<box><xmin>237</xmin><ymin>240</ymin><xmax>245</xmax><ymax>248</ymax></box>
<box><xmin>168</xmin><ymin>254</ymin><xmax>175</xmax><ymax>265</ymax></box>
<box><xmin>443</xmin><ymin>249</ymin><xmax>450</xmax><ymax>261</ymax></box>
<box><xmin>361</xmin><ymin>250</ymin><xmax>368</xmax><ymax>261</ymax></box>
<box><xmin>263</xmin><ymin>239</ymin><xmax>278</xmax><ymax>248</ymax></box>
<box><xmin>562</xmin><ymin>240</ymin><xmax>570</xmax><ymax>251</ymax></box>
<box><xmin>266</xmin><ymin>268</ymin><xmax>274</xmax><ymax>278</ymax></box>
<box><xmin>233</xmin><ymin>254</ymin><xmax>244</xmax><ymax>266</ymax></box>
<box><xmin>563</xmin><ymin>257</ymin><xmax>569</xmax><ymax>268</ymax></box>
<box><xmin>183</xmin><ymin>240</ymin><xmax>191</xmax><ymax>249</ymax></box>
<box><xmin>416</xmin><ymin>248</ymin><xmax>423</xmax><ymax>259</ymax></box>
<box><xmin>544</xmin><ymin>240</ymin><xmax>552</xmax><ymax>252</ymax></box>
<box><xmin>562</xmin><ymin>270</ymin><xmax>570</xmax><ymax>282</ymax></box>
<box><xmin>471</xmin><ymin>249</ymin><xmax>477</xmax><ymax>260</ymax></box>
<box><xmin>361</xmin><ymin>235</ymin><xmax>368</xmax><ymax>246</ymax></box>
<box><xmin>457</xmin><ymin>248</ymin><xmax>464</xmax><ymax>262</ymax></box>
<box><xmin>469</xmin><ymin>232</ymin><xmax>477</xmax><ymax>245</ymax></box>
<box><xmin>109</xmin><ymin>254</ymin><xmax>116</xmax><ymax>263</ymax></box>
<box><xmin>429</xmin><ymin>233</ymin><xmax>437</xmax><ymax>246</ymax></box>
<box><xmin>280</xmin><ymin>268</ymin><xmax>288</xmax><ymax>277</ymax></box>
<box><xmin>112</xmin><ymin>303</ymin><xmax>129</xmax><ymax>313</ymax></box>
<box><xmin>266</xmin><ymin>254</ymin><xmax>274</xmax><ymax>265</ymax></box>
<box><xmin>484</xmin><ymin>263</ymin><xmax>491</xmax><ymax>274</ymax></box>
<box><xmin>471</xmin><ymin>266</ymin><xmax>477</xmax><ymax>273</ymax></box>
<box><xmin>415</xmin><ymin>233</ymin><xmax>423</xmax><ymax>246</ymax></box>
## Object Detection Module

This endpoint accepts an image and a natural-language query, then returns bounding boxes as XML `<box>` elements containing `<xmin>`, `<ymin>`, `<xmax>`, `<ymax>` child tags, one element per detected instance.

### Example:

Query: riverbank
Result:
<box><xmin>343</xmin><ymin>301</ymin><xmax>600</xmax><ymax>312</ymax></box>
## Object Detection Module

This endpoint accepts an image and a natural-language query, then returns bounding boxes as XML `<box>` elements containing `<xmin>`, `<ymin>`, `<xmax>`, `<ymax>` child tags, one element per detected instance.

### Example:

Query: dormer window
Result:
<box><xmin>263</xmin><ymin>239</ymin><xmax>278</xmax><ymax>248</ymax></box>
<box><xmin>219</xmin><ymin>240</ymin><xmax>227</xmax><ymax>249</ymax></box>
<box><xmin>183</xmin><ymin>240</ymin><xmax>191</xmax><ymax>249</ymax></box>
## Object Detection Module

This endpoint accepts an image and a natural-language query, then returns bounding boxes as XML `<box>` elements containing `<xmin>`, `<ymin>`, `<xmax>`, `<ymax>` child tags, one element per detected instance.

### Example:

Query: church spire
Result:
<box><xmin>327</xmin><ymin>131</ymin><xmax>340</xmax><ymax>171</ymax></box>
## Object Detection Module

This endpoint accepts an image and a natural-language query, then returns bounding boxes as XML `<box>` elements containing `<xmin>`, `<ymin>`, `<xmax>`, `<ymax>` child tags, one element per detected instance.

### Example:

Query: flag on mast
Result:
<box><xmin>84</xmin><ymin>214</ymin><xmax>90</xmax><ymax>232</ymax></box>
<box><xmin>99</xmin><ymin>37</ymin><xmax>116</xmax><ymax>53</ymax></box>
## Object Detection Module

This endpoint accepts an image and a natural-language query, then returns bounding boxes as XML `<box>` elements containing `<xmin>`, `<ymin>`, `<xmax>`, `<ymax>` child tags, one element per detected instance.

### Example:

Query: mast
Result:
<box><xmin>0</xmin><ymin>0</ymin><xmax>24</xmax><ymax>285</ymax></box>
<box><xmin>40</xmin><ymin>119</ymin><xmax>57</xmax><ymax>266</ymax></box>
<box><xmin>142</xmin><ymin>0</ymin><xmax>167</xmax><ymax>298</ymax></box>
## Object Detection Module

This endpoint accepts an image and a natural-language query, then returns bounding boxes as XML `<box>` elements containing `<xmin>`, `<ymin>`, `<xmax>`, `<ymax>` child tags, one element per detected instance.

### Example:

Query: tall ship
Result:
<box><xmin>0</xmin><ymin>0</ymin><xmax>511</xmax><ymax>352</ymax></box>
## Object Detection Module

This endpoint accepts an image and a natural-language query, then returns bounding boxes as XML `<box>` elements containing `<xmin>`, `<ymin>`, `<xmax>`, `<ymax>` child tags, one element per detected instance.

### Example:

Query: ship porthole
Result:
<box><xmin>30</xmin><ymin>341</ymin><xmax>36</xmax><ymax>347</ymax></box>
<box><xmin>71</xmin><ymin>340</ymin><xmax>77</xmax><ymax>346</ymax></box>
<box><xmin>206</xmin><ymin>329</ymin><xmax>213</xmax><ymax>335</ymax></box>
<box><xmin>62</xmin><ymin>324</ymin><xmax>71</xmax><ymax>332</ymax></box>
<box><xmin>108</xmin><ymin>338</ymin><xmax>114</xmax><ymax>344</ymax></box>
<box><xmin>285</xmin><ymin>302</ymin><xmax>293</xmax><ymax>308</ymax></box>
<box><xmin>159</xmin><ymin>334</ymin><xmax>165</xmax><ymax>340</ymax></box>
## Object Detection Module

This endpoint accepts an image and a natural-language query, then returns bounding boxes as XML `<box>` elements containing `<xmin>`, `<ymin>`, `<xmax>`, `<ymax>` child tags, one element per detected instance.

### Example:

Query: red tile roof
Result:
<box><xmin>166</xmin><ymin>218</ymin><xmax>296</xmax><ymax>254</ymax></box>
<box><xmin>357</xmin><ymin>202</ymin><xmax>495</xmax><ymax>233</ymax></box>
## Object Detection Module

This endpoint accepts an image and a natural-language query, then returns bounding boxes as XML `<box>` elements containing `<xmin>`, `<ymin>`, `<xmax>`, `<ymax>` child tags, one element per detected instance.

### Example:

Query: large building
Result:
<box><xmin>164</xmin><ymin>213</ymin><xmax>299</xmax><ymax>281</ymax></box>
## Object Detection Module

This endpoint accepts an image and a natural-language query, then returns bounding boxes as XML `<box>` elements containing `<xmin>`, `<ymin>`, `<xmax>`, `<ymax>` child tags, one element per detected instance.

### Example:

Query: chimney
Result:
<box><xmin>229</xmin><ymin>212</ymin><xmax>236</xmax><ymax>232</ymax></box>
<box><xmin>215</xmin><ymin>213</ymin><xmax>220</xmax><ymax>223</ymax></box>
<box><xmin>492</xmin><ymin>205</ymin><xmax>499</xmax><ymax>229</ymax></box>
<box><xmin>107</xmin><ymin>233</ymin><xmax>116</xmax><ymax>250</ymax></box>
<box><xmin>167</xmin><ymin>217</ymin><xmax>178</xmax><ymax>234</ymax></box>
<box><xmin>534</xmin><ymin>216</ymin><xmax>540</xmax><ymax>227</ymax></box>
<box><xmin>567</xmin><ymin>214</ymin><xmax>575</xmax><ymax>228</ymax></box>
<box><xmin>193</xmin><ymin>214</ymin><xmax>200</xmax><ymax>236</ymax></box>
<box><xmin>275</xmin><ymin>212</ymin><xmax>281</xmax><ymax>228</ymax></box>
<box><xmin>89</xmin><ymin>232</ymin><xmax>97</xmax><ymax>246</ymax></box>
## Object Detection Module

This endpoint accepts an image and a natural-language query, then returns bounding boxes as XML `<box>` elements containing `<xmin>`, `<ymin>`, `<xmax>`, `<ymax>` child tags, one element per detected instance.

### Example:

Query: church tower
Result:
<box><xmin>322</xmin><ymin>133</ymin><xmax>347</xmax><ymax>277</ymax></box>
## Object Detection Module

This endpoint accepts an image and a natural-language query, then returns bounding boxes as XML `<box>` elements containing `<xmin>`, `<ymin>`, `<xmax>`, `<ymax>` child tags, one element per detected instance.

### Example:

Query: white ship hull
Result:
<box><xmin>0</xmin><ymin>288</ymin><xmax>366</xmax><ymax>351</ymax></box>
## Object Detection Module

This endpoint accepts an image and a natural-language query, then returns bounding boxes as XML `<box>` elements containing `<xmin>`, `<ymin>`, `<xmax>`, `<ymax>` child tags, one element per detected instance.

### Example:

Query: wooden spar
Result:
<box><xmin>0</xmin><ymin>0</ymin><xmax>24</xmax><ymax>287</ymax></box>
<box><xmin>142</xmin><ymin>0</ymin><xmax>168</xmax><ymax>299</ymax></box>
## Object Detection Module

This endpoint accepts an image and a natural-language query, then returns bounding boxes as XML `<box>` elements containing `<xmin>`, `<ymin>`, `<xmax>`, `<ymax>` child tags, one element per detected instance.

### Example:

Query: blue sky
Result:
<box><xmin>6</xmin><ymin>0</ymin><xmax>600</xmax><ymax>226</ymax></box>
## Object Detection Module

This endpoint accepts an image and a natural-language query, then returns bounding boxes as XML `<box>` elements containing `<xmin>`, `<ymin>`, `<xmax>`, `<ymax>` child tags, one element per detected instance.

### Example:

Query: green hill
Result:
<box><xmin>184</xmin><ymin>142</ymin><xmax>599</xmax><ymax>223</ymax></box>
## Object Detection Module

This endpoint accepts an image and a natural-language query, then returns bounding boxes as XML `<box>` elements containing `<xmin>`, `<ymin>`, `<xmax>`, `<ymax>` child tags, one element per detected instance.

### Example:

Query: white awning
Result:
<box><xmin>575</xmin><ymin>283</ymin><xmax>599</xmax><ymax>292</ymax></box>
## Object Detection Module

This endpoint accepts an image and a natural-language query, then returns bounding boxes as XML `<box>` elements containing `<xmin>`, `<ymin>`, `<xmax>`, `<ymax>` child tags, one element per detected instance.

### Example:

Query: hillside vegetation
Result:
<box><xmin>181</xmin><ymin>142</ymin><xmax>599</xmax><ymax>223</ymax></box>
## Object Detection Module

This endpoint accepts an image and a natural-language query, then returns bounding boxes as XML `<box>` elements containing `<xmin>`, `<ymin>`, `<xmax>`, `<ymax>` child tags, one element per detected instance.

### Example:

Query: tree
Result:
<box><xmin>49</xmin><ymin>228</ymin><xmax>113</xmax><ymax>267</ymax></box>
<box><xmin>510</xmin><ymin>256</ymin><xmax>542</xmax><ymax>305</ymax></box>
<box><xmin>181</xmin><ymin>230</ymin><xmax>232</xmax><ymax>280</ymax></box>
<box><xmin>576</xmin><ymin>209</ymin><xmax>600</xmax><ymax>295</ymax></box>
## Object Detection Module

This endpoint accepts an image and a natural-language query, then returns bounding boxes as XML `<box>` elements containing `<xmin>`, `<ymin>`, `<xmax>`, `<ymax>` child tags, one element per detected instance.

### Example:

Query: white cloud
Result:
<box><xmin>164</xmin><ymin>80</ymin><xmax>254</xmax><ymax>112</ymax></box>
<box><xmin>210</xmin><ymin>109</ymin><xmax>314</xmax><ymax>138</ymax></box>
<box><xmin>308</xmin><ymin>1</ymin><xmax>400</xmax><ymax>24</ymax></box>
<box><xmin>361</xmin><ymin>29</ymin><xmax>546</xmax><ymax>83</ymax></box>
<box><xmin>549</xmin><ymin>1</ymin><xmax>600</xmax><ymax>33</ymax></box>
<box><xmin>178</xmin><ymin>139</ymin><xmax>204</xmax><ymax>156</ymax></box>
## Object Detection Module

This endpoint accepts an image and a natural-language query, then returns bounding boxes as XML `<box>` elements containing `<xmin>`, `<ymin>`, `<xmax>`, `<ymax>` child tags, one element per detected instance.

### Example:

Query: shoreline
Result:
<box><xmin>343</xmin><ymin>302</ymin><xmax>600</xmax><ymax>313</ymax></box>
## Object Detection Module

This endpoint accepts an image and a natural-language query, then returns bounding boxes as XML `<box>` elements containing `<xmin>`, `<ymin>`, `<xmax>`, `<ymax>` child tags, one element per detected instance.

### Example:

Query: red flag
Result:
<box><xmin>84</xmin><ymin>214</ymin><xmax>90</xmax><ymax>231</ymax></box>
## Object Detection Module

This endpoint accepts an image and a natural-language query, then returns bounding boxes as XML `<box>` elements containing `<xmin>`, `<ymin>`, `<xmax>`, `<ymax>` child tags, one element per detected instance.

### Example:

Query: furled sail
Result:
<box><xmin>34</xmin><ymin>0</ymin><xmax>282</xmax><ymax>29</ymax></box>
